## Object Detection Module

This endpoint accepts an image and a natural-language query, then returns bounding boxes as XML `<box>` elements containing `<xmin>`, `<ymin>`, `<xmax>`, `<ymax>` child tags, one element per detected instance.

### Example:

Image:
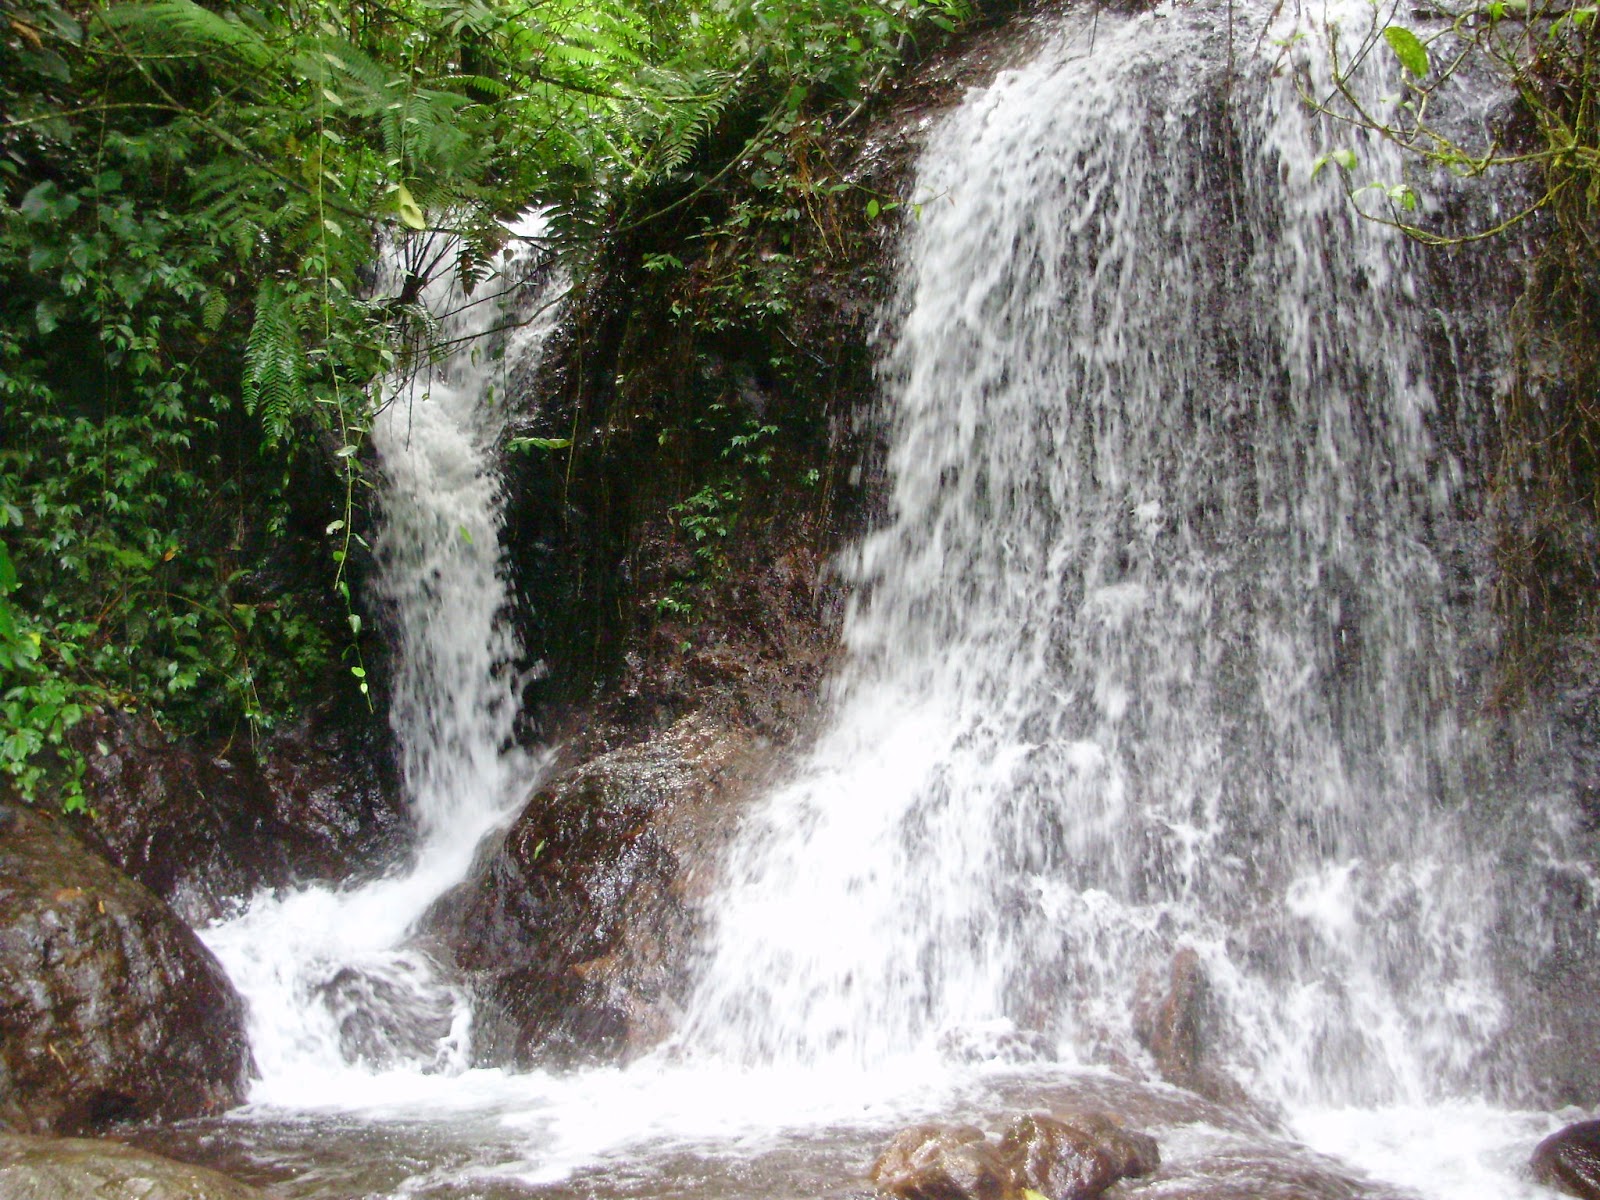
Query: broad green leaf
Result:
<box><xmin>1383</xmin><ymin>26</ymin><xmax>1430</xmax><ymax>77</ymax></box>
<box><xmin>19</xmin><ymin>181</ymin><xmax>58</xmax><ymax>221</ymax></box>
<box><xmin>507</xmin><ymin>436</ymin><xmax>573</xmax><ymax>452</ymax></box>
<box><xmin>396</xmin><ymin>182</ymin><xmax>427</xmax><ymax>230</ymax></box>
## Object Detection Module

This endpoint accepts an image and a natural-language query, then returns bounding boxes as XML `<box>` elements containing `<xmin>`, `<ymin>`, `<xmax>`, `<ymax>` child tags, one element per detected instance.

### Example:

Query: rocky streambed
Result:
<box><xmin>3</xmin><ymin>750</ymin><xmax>1596</xmax><ymax>1200</ymax></box>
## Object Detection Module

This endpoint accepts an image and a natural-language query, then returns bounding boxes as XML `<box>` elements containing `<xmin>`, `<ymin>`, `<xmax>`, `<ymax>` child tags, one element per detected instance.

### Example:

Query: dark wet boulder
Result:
<box><xmin>998</xmin><ymin>1113</ymin><xmax>1159</xmax><ymax>1200</ymax></box>
<box><xmin>0</xmin><ymin>802</ymin><xmax>254</xmax><ymax>1134</ymax></box>
<box><xmin>67</xmin><ymin>705</ymin><xmax>405</xmax><ymax>922</ymax></box>
<box><xmin>420</xmin><ymin>713</ymin><xmax>772</xmax><ymax>1066</ymax></box>
<box><xmin>871</xmin><ymin>1124</ymin><xmax>1015</xmax><ymax>1200</ymax></box>
<box><xmin>1533</xmin><ymin>1121</ymin><xmax>1600</xmax><ymax>1200</ymax></box>
<box><xmin>0</xmin><ymin>1134</ymin><xmax>269</xmax><ymax>1199</ymax></box>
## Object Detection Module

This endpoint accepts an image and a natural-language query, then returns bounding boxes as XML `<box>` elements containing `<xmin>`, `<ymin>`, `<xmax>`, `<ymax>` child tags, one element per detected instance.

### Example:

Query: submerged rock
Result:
<box><xmin>999</xmin><ymin>1112</ymin><xmax>1159</xmax><ymax>1200</ymax></box>
<box><xmin>0</xmin><ymin>802</ymin><xmax>253</xmax><ymax>1134</ymax></box>
<box><xmin>872</xmin><ymin>1124</ymin><xmax>1014</xmax><ymax>1200</ymax></box>
<box><xmin>0</xmin><ymin>1134</ymin><xmax>268</xmax><ymax>1199</ymax></box>
<box><xmin>421</xmin><ymin>713</ymin><xmax>773</xmax><ymax>1066</ymax></box>
<box><xmin>1533</xmin><ymin>1121</ymin><xmax>1600</xmax><ymax>1200</ymax></box>
<box><xmin>68</xmin><ymin>705</ymin><xmax>405</xmax><ymax>923</ymax></box>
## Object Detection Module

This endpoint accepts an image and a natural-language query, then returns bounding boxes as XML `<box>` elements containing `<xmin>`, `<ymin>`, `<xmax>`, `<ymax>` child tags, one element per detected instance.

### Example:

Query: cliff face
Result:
<box><xmin>495</xmin><ymin>5</ymin><xmax>1052</xmax><ymax>755</ymax></box>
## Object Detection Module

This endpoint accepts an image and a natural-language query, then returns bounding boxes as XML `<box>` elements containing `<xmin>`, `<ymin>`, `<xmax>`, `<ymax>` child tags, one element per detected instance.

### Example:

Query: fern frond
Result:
<box><xmin>314</xmin><ymin>40</ymin><xmax>395</xmax><ymax>104</ymax></box>
<box><xmin>644</xmin><ymin>67</ymin><xmax>741</xmax><ymax>177</ymax></box>
<box><xmin>96</xmin><ymin>0</ymin><xmax>274</xmax><ymax>71</ymax></box>
<box><xmin>243</xmin><ymin>282</ymin><xmax>305</xmax><ymax>446</ymax></box>
<box><xmin>433</xmin><ymin>74</ymin><xmax>513</xmax><ymax>100</ymax></box>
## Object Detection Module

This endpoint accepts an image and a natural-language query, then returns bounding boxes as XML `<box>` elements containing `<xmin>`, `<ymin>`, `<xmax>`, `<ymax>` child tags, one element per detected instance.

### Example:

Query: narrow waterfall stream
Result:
<box><xmin>163</xmin><ymin>6</ymin><xmax>1595</xmax><ymax>1200</ymax></box>
<box><xmin>202</xmin><ymin>225</ymin><xmax>557</xmax><ymax>1099</ymax></box>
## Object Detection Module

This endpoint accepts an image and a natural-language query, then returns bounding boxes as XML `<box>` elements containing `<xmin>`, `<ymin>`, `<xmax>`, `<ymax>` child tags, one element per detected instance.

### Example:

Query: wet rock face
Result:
<box><xmin>1533</xmin><ymin>1121</ymin><xmax>1600</xmax><ymax>1200</ymax></box>
<box><xmin>421</xmin><ymin>713</ymin><xmax>770</xmax><ymax>1066</ymax></box>
<box><xmin>0</xmin><ymin>1134</ymin><xmax>269</xmax><ymax>1200</ymax></box>
<box><xmin>69</xmin><ymin>705</ymin><xmax>406</xmax><ymax>922</ymax></box>
<box><xmin>1133</xmin><ymin>948</ymin><xmax>1248</xmax><ymax>1109</ymax></box>
<box><xmin>871</xmin><ymin>1114</ymin><xmax>1160</xmax><ymax>1200</ymax></box>
<box><xmin>0</xmin><ymin>802</ymin><xmax>254</xmax><ymax>1134</ymax></box>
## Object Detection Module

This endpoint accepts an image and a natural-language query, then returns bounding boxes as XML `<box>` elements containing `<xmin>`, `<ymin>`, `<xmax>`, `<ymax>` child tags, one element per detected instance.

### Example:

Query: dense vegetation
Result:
<box><xmin>0</xmin><ymin>0</ymin><xmax>970</xmax><ymax>806</ymax></box>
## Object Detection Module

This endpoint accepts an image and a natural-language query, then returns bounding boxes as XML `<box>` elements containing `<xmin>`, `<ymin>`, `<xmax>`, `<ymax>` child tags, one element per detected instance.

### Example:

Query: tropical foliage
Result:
<box><xmin>0</xmin><ymin>0</ymin><xmax>971</xmax><ymax>805</ymax></box>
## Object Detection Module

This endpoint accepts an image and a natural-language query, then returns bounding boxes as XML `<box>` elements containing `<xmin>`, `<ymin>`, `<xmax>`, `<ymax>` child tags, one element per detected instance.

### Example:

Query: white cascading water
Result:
<box><xmin>684</xmin><ymin>0</ymin><xmax>1552</xmax><ymax>1124</ymax></box>
<box><xmin>203</xmin><ymin>224</ymin><xmax>559</xmax><ymax>1097</ymax></box>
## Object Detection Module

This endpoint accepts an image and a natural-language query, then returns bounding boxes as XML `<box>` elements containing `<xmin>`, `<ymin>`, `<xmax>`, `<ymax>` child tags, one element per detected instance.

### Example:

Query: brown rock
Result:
<box><xmin>1534</xmin><ymin>1121</ymin><xmax>1600</xmax><ymax>1200</ymax></box>
<box><xmin>0</xmin><ymin>1133</ymin><xmax>270</xmax><ymax>1199</ymax></box>
<box><xmin>998</xmin><ymin>1113</ymin><xmax>1159</xmax><ymax>1200</ymax></box>
<box><xmin>420</xmin><ymin>713</ymin><xmax>773</xmax><ymax>1066</ymax></box>
<box><xmin>1133</xmin><ymin>948</ymin><xmax>1249</xmax><ymax>1109</ymax></box>
<box><xmin>0</xmin><ymin>802</ymin><xmax>254</xmax><ymax>1134</ymax></box>
<box><xmin>871</xmin><ymin>1124</ymin><xmax>1014</xmax><ymax>1200</ymax></box>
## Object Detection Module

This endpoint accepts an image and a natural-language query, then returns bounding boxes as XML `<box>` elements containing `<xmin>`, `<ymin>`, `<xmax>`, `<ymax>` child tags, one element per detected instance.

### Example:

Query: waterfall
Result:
<box><xmin>169</xmin><ymin>10</ymin><xmax>1594</xmax><ymax>1200</ymax></box>
<box><xmin>202</xmin><ymin>223</ymin><xmax>560</xmax><ymax>1097</ymax></box>
<box><xmin>681</xmin><ymin>0</ymin><xmax>1554</xmax><ymax>1117</ymax></box>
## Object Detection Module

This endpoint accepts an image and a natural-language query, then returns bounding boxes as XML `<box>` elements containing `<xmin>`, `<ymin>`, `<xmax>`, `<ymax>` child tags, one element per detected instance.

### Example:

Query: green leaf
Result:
<box><xmin>34</xmin><ymin>300</ymin><xmax>60</xmax><ymax>336</ymax></box>
<box><xmin>396</xmin><ymin>182</ymin><xmax>427</xmax><ymax>230</ymax></box>
<box><xmin>1313</xmin><ymin>148</ymin><xmax>1359</xmax><ymax>179</ymax></box>
<box><xmin>1387</xmin><ymin>183</ymin><xmax>1419</xmax><ymax>211</ymax></box>
<box><xmin>1383</xmin><ymin>26</ymin><xmax>1430</xmax><ymax>77</ymax></box>
<box><xmin>866</xmin><ymin>197</ymin><xmax>880</xmax><ymax>219</ymax></box>
<box><xmin>19</xmin><ymin>182</ymin><xmax>58</xmax><ymax>222</ymax></box>
<box><xmin>506</xmin><ymin>436</ymin><xmax>573</xmax><ymax>453</ymax></box>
